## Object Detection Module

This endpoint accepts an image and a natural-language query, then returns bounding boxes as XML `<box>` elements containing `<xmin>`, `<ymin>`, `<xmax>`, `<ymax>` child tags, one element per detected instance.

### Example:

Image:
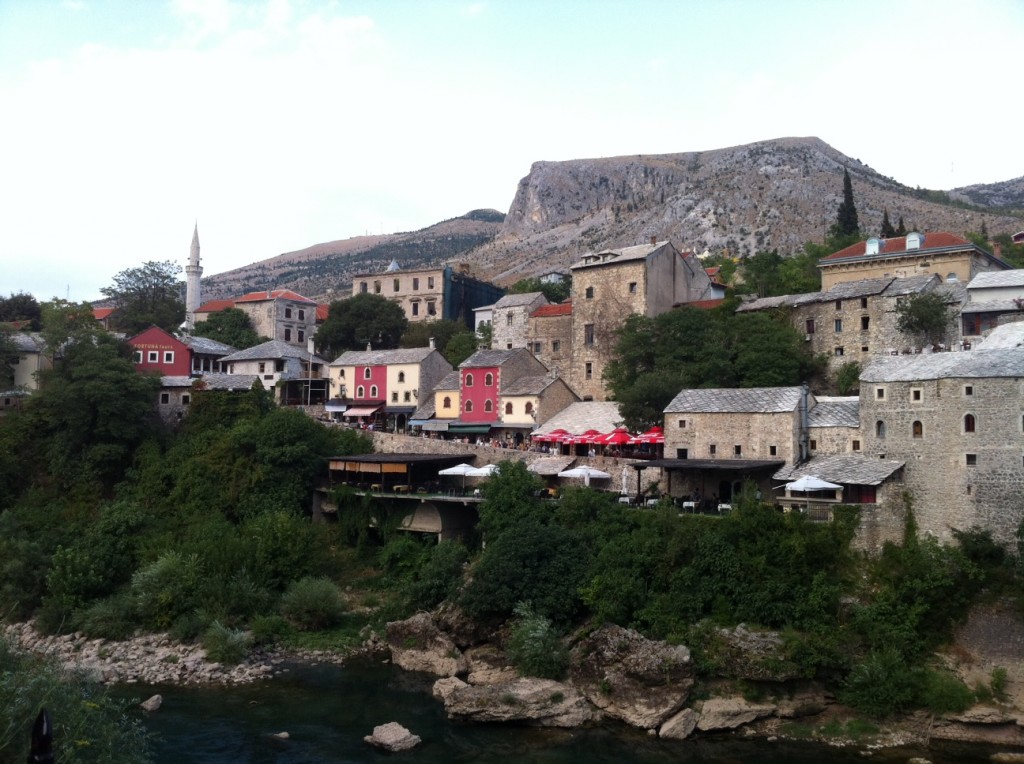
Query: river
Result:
<box><xmin>128</xmin><ymin>660</ymin><xmax>997</xmax><ymax>763</ymax></box>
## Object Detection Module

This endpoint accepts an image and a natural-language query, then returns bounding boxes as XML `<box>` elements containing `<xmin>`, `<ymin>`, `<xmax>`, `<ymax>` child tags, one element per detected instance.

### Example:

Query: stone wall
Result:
<box><xmin>664</xmin><ymin>411</ymin><xmax>800</xmax><ymax>464</ymax></box>
<box><xmin>491</xmin><ymin>296</ymin><xmax>546</xmax><ymax>350</ymax></box>
<box><xmin>525</xmin><ymin>311</ymin><xmax>573</xmax><ymax>383</ymax></box>
<box><xmin>809</xmin><ymin>425</ymin><xmax>861</xmax><ymax>456</ymax></box>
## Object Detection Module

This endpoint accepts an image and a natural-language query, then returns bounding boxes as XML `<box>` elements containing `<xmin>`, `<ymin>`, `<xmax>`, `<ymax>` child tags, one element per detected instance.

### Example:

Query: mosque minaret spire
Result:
<box><xmin>185</xmin><ymin>221</ymin><xmax>203</xmax><ymax>332</ymax></box>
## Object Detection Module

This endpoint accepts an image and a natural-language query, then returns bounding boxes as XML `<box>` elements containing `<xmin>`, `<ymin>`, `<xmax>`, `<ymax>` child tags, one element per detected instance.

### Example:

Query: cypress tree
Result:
<box><xmin>880</xmin><ymin>209</ymin><xmax>896</xmax><ymax>238</ymax></box>
<box><xmin>896</xmin><ymin>216</ymin><xmax>907</xmax><ymax>237</ymax></box>
<box><xmin>835</xmin><ymin>168</ymin><xmax>860</xmax><ymax>237</ymax></box>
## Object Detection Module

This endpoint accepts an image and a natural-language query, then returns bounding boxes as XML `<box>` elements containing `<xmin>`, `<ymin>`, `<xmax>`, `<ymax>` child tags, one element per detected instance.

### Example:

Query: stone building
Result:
<box><xmin>819</xmin><ymin>232</ymin><xmax>1010</xmax><ymax>290</ymax></box>
<box><xmin>737</xmin><ymin>274</ymin><xmax>966</xmax><ymax>370</ymax></box>
<box><xmin>350</xmin><ymin>263</ymin><xmax>504</xmax><ymax>330</ymax></box>
<box><xmin>219</xmin><ymin>340</ymin><xmax>329</xmax><ymax>405</ymax></box>
<box><xmin>806</xmin><ymin>396</ymin><xmax>861</xmax><ymax>456</ymax></box>
<box><xmin>961</xmin><ymin>270</ymin><xmax>1024</xmax><ymax>341</ymax></box>
<box><xmin>525</xmin><ymin>300</ymin><xmax>573</xmax><ymax>382</ymax></box>
<box><xmin>859</xmin><ymin>348</ymin><xmax>1024</xmax><ymax>546</ymax></box>
<box><xmin>490</xmin><ymin>292</ymin><xmax>548</xmax><ymax>350</ymax></box>
<box><xmin>197</xmin><ymin>289</ymin><xmax>318</xmax><ymax>347</ymax></box>
<box><xmin>569</xmin><ymin>239</ymin><xmax>716</xmax><ymax>401</ymax></box>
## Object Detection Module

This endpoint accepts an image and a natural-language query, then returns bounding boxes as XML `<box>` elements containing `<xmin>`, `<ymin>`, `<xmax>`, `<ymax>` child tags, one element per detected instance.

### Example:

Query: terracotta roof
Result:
<box><xmin>93</xmin><ymin>307</ymin><xmax>115</xmax><ymax>320</ymax></box>
<box><xmin>822</xmin><ymin>232</ymin><xmax>972</xmax><ymax>261</ymax></box>
<box><xmin>530</xmin><ymin>301</ymin><xmax>572</xmax><ymax>318</ymax></box>
<box><xmin>682</xmin><ymin>299</ymin><xmax>726</xmax><ymax>310</ymax></box>
<box><xmin>235</xmin><ymin>289</ymin><xmax>315</xmax><ymax>304</ymax></box>
<box><xmin>316</xmin><ymin>304</ymin><xmax>330</xmax><ymax>322</ymax></box>
<box><xmin>195</xmin><ymin>299</ymin><xmax>236</xmax><ymax>314</ymax></box>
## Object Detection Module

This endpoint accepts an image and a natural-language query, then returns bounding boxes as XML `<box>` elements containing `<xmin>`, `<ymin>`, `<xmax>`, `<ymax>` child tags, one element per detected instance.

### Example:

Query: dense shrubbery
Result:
<box><xmin>280</xmin><ymin>577</ymin><xmax>347</xmax><ymax>631</ymax></box>
<box><xmin>506</xmin><ymin>602</ymin><xmax>569</xmax><ymax>680</ymax></box>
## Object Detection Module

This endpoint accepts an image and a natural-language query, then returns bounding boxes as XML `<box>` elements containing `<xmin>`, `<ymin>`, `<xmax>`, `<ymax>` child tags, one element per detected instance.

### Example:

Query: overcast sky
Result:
<box><xmin>2</xmin><ymin>0</ymin><xmax>1022</xmax><ymax>302</ymax></box>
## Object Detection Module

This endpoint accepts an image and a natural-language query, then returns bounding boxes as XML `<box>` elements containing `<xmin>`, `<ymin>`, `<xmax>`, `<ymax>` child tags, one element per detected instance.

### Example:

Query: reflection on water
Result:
<box><xmin>126</xmin><ymin>660</ymin><xmax>995</xmax><ymax>764</ymax></box>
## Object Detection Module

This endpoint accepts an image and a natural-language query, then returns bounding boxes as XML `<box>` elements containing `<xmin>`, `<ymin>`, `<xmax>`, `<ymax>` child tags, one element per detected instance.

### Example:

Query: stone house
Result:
<box><xmin>157</xmin><ymin>376</ymin><xmax>194</xmax><ymax>424</ymax></box>
<box><xmin>859</xmin><ymin>348</ymin><xmax>1024</xmax><ymax>546</ymax></box>
<box><xmin>350</xmin><ymin>263</ymin><xmax>504</xmax><ymax>330</ymax></box>
<box><xmin>183</xmin><ymin>335</ymin><xmax>237</xmax><ymax>375</ymax></box>
<box><xmin>569</xmin><ymin>239</ymin><xmax>716</xmax><ymax>401</ymax></box>
<box><xmin>525</xmin><ymin>300</ymin><xmax>574</xmax><ymax>383</ymax></box>
<box><xmin>328</xmin><ymin>346</ymin><xmax>452</xmax><ymax>431</ymax></box>
<box><xmin>195</xmin><ymin>290</ymin><xmax>317</xmax><ymax>347</ymax></box>
<box><xmin>819</xmin><ymin>232</ymin><xmax>1010</xmax><ymax>291</ymax></box>
<box><xmin>737</xmin><ymin>274</ymin><xmax>966</xmax><ymax>370</ymax></box>
<box><xmin>219</xmin><ymin>340</ymin><xmax>329</xmax><ymax>405</ymax></box>
<box><xmin>806</xmin><ymin>396</ymin><xmax>862</xmax><ymax>456</ymax></box>
<box><xmin>490</xmin><ymin>292</ymin><xmax>548</xmax><ymax>350</ymax></box>
<box><xmin>495</xmin><ymin>374</ymin><xmax>579</xmax><ymax>445</ymax></box>
<box><xmin>961</xmin><ymin>270</ymin><xmax>1024</xmax><ymax>340</ymax></box>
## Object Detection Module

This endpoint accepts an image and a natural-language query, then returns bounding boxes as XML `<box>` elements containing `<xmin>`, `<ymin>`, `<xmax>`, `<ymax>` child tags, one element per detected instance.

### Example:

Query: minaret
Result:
<box><xmin>185</xmin><ymin>222</ymin><xmax>203</xmax><ymax>332</ymax></box>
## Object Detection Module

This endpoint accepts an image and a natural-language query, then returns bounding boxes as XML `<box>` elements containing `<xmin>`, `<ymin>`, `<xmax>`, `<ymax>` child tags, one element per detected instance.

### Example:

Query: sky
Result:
<box><xmin>1</xmin><ymin>0</ymin><xmax>1022</xmax><ymax>303</ymax></box>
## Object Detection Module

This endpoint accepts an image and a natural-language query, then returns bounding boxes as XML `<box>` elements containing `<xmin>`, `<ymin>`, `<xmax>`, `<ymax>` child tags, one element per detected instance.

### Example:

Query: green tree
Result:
<box><xmin>832</xmin><ymin>168</ymin><xmax>860</xmax><ymax>240</ymax></box>
<box><xmin>739</xmin><ymin>250</ymin><xmax>785</xmax><ymax>297</ymax></box>
<box><xmin>444</xmin><ymin>330</ymin><xmax>479</xmax><ymax>368</ymax></box>
<box><xmin>896</xmin><ymin>216</ymin><xmax>907</xmax><ymax>236</ymax></box>
<box><xmin>399</xmin><ymin>318</ymin><xmax>464</xmax><ymax>352</ymax></box>
<box><xmin>0</xmin><ymin>291</ymin><xmax>42</xmax><ymax>328</ymax></box>
<box><xmin>314</xmin><ymin>293</ymin><xmax>408</xmax><ymax>359</ymax></box>
<box><xmin>895</xmin><ymin>292</ymin><xmax>956</xmax><ymax>346</ymax></box>
<box><xmin>101</xmin><ymin>260</ymin><xmax>185</xmax><ymax>335</ymax></box>
<box><xmin>880</xmin><ymin>209</ymin><xmax>896</xmax><ymax>238</ymax></box>
<box><xmin>192</xmin><ymin>307</ymin><xmax>264</xmax><ymax>349</ymax></box>
<box><xmin>738</xmin><ymin>249</ymin><xmax>820</xmax><ymax>298</ymax></box>
<box><xmin>507</xmin><ymin>276</ymin><xmax>570</xmax><ymax>304</ymax></box>
<box><xmin>0</xmin><ymin>328</ymin><xmax>18</xmax><ymax>388</ymax></box>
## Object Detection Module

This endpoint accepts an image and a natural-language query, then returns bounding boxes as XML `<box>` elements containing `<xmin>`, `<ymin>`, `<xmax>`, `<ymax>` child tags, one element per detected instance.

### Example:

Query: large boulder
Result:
<box><xmin>708</xmin><ymin>624</ymin><xmax>802</xmax><ymax>681</ymax></box>
<box><xmin>658</xmin><ymin>708</ymin><xmax>698</xmax><ymax>740</ymax></box>
<box><xmin>464</xmin><ymin>645</ymin><xmax>518</xmax><ymax>685</ymax></box>
<box><xmin>568</xmin><ymin>624</ymin><xmax>694</xmax><ymax>729</ymax></box>
<box><xmin>386</xmin><ymin>613</ymin><xmax>468</xmax><ymax>677</ymax></box>
<box><xmin>363</xmin><ymin>722</ymin><xmax>421</xmax><ymax>751</ymax></box>
<box><xmin>695</xmin><ymin>697</ymin><xmax>776</xmax><ymax>731</ymax></box>
<box><xmin>440</xmin><ymin>677</ymin><xmax>597</xmax><ymax>727</ymax></box>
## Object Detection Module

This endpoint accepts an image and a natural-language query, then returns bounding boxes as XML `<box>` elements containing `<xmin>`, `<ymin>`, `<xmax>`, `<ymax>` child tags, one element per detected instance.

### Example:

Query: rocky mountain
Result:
<box><xmin>203</xmin><ymin>137</ymin><xmax>1023</xmax><ymax>300</ymax></box>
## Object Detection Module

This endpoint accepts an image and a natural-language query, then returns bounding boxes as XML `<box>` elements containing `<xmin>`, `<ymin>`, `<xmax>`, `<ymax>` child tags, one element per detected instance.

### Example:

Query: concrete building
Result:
<box><xmin>819</xmin><ymin>232</ymin><xmax>1010</xmax><ymax>291</ymax></box>
<box><xmin>569</xmin><ymin>239</ymin><xmax>716</xmax><ymax>400</ymax></box>
<box><xmin>351</xmin><ymin>264</ymin><xmax>505</xmax><ymax>330</ymax></box>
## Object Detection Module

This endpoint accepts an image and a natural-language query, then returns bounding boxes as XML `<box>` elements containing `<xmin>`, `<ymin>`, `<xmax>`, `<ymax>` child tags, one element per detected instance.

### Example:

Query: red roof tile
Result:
<box><xmin>316</xmin><ymin>304</ymin><xmax>330</xmax><ymax>322</ymax></box>
<box><xmin>92</xmin><ymin>307</ymin><xmax>115</xmax><ymax>320</ymax></box>
<box><xmin>235</xmin><ymin>289</ymin><xmax>315</xmax><ymax>304</ymax></box>
<box><xmin>195</xmin><ymin>299</ymin><xmax>236</xmax><ymax>313</ymax></box>
<box><xmin>683</xmin><ymin>299</ymin><xmax>726</xmax><ymax>310</ymax></box>
<box><xmin>822</xmin><ymin>232</ymin><xmax>972</xmax><ymax>261</ymax></box>
<box><xmin>530</xmin><ymin>300</ymin><xmax>573</xmax><ymax>318</ymax></box>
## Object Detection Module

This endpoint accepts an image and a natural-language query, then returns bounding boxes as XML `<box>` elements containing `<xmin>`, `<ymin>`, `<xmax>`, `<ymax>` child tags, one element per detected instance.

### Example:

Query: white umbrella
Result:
<box><xmin>466</xmin><ymin>463</ymin><xmax>500</xmax><ymax>477</ymax></box>
<box><xmin>438</xmin><ymin>462</ymin><xmax>477</xmax><ymax>491</ymax></box>
<box><xmin>784</xmin><ymin>475</ymin><xmax>842</xmax><ymax>492</ymax></box>
<box><xmin>557</xmin><ymin>465</ymin><xmax>612</xmax><ymax>486</ymax></box>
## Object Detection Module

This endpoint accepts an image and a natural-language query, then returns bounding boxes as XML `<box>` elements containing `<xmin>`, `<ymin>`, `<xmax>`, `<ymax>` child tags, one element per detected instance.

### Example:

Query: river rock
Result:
<box><xmin>363</xmin><ymin>722</ymin><xmax>421</xmax><ymax>751</ymax></box>
<box><xmin>568</xmin><ymin>624</ymin><xmax>693</xmax><ymax>729</ymax></box>
<box><xmin>433</xmin><ymin>676</ymin><xmax>467</xmax><ymax>702</ymax></box>
<box><xmin>386</xmin><ymin>612</ymin><xmax>468</xmax><ymax>677</ymax></box>
<box><xmin>775</xmin><ymin>691</ymin><xmax>829</xmax><ymax>719</ymax></box>
<box><xmin>140</xmin><ymin>694</ymin><xmax>162</xmax><ymax>712</ymax></box>
<box><xmin>658</xmin><ymin>708</ymin><xmax>698</xmax><ymax>740</ymax></box>
<box><xmin>695</xmin><ymin>697</ymin><xmax>777</xmax><ymax>731</ymax></box>
<box><xmin>710</xmin><ymin>624</ymin><xmax>801</xmax><ymax>681</ymax></box>
<box><xmin>434</xmin><ymin>602</ymin><xmax>492</xmax><ymax>648</ymax></box>
<box><xmin>947</xmin><ymin>705</ymin><xmax>1016</xmax><ymax>724</ymax></box>
<box><xmin>441</xmin><ymin>677</ymin><xmax>597</xmax><ymax>727</ymax></box>
<box><xmin>464</xmin><ymin>645</ymin><xmax>518</xmax><ymax>685</ymax></box>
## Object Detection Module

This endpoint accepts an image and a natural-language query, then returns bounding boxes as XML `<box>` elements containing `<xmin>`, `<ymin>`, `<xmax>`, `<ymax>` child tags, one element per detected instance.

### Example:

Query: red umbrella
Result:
<box><xmin>572</xmin><ymin>429</ymin><xmax>602</xmax><ymax>444</ymax></box>
<box><xmin>598</xmin><ymin>427</ymin><xmax>633</xmax><ymax>446</ymax></box>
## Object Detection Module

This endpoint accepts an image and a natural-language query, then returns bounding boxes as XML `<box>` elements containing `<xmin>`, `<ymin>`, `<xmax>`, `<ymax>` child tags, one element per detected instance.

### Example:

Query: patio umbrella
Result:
<box><xmin>466</xmin><ymin>463</ymin><xmax>500</xmax><ymax>477</ymax></box>
<box><xmin>557</xmin><ymin>465</ymin><xmax>612</xmax><ymax>486</ymax></box>
<box><xmin>785</xmin><ymin>475</ymin><xmax>842</xmax><ymax>492</ymax></box>
<box><xmin>438</xmin><ymin>462</ymin><xmax>476</xmax><ymax>491</ymax></box>
<box><xmin>598</xmin><ymin>427</ymin><xmax>633</xmax><ymax>446</ymax></box>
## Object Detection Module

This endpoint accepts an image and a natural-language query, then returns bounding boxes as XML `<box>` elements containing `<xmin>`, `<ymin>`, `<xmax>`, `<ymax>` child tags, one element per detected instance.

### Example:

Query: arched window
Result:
<box><xmin>912</xmin><ymin>420</ymin><xmax>923</xmax><ymax>438</ymax></box>
<box><xmin>363</xmin><ymin>368</ymin><xmax>371</xmax><ymax>379</ymax></box>
<box><xmin>370</xmin><ymin>385</ymin><xmax>378</xmax><ymax>398</ymax></box>
<box><xmin>442</xmin><ymin>396</ymin><xmax>451</xmax><ymax>409</ymax></box>
<box><xmin>485</xmin><ymin>373</ymin><xmax>494</xmax><ymax>386</ymax></box>
<box><xmin>465</xmin><ymin>400</ymin><xmax>474</xmax><ymax>412</ymax></box>
<box><xmin>964</xmin><ymin>413</ymin><xmax>976</xmax><ymax>433</ymax></box>
<box><xmin>484</xmin><ymin>400</ymin><xmax>493</xmax><ymax>413</ymax></box>
<box><xmin>876</xmin><ymin>420</ymin><xmax>886</xmax><ymax>438</ymax></box>
<box><xmin>465</xmin><ymin>373</ymin><xmax>474</xmax><ymax>387</ymax></box>
<box><xmin>357</xmin><ymin>386</ymin><xmax>365</xmax><ymax>398</ymax></box>
<box><xmin>398</xmin><ymin>371</ymin><xmax>405</xmax><ymax>383</ymax></box>
<box><xmin>505</xmin><ymin>402</ymin><xmax>513</xmax><ymax>415</ymax></box>
<box><xmin>525</xmin><ymin>402</ymin><xmax>534</xmax><ymax>415</ymax></box>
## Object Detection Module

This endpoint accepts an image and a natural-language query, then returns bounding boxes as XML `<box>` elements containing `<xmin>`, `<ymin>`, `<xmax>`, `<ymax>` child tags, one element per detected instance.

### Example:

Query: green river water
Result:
<box><xmin>126</xmin><ymin>661</ymin><xmax>1001</xmax><ymax>763</ymax></box>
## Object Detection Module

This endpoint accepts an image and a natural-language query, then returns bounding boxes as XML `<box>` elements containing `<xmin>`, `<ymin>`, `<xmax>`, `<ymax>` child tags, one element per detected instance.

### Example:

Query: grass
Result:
<box><xmin>278</xmin><ymin>615</ymin><xmax>368</xmax><ymax>652</ymax></box>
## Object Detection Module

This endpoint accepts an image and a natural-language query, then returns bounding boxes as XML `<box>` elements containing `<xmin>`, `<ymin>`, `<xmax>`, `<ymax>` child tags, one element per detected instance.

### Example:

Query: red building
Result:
<box><xmin>128</xmin><ymin>327</ymin><xmax>192</xmax><ymax>377</ymax></box>
<box><xmin>459</xmin><ymin>348</ymin><xmax>548</xmax><ymax>424</ymax></box>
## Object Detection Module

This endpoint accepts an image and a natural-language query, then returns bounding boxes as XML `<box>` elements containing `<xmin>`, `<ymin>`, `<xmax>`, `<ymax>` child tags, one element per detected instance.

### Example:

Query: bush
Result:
<box><xmin>918</xmin><ymin>667</ymin><xmax>973</xmax><ymax>714</ymax></box>
<box><xmin>280</xmin><ymin>577</ymin><xmax>346</xmax><ymax>631</ymax></box>
<box><xmin>75</xmin><ymin>594</ymin><xmax>138</xmax><ymax>640</ymax></box>
<box><xmin>840</xmin><ymin>649</ymin><xmax>919</xmax><ymax>717</ymax></box>
<box><xmin>201</xmin><ymin>621</ymin><xmax>252</xmax><ymax>665</ymax></box>
<box><xmin>404</xmin><ymin>540</ymin><xmax>469</xmax><ymax>609</ymax></box>
<box><xmin>250</xmin><ymin>614</ymin><xmax>294</xmax><ymax>646</ymax></box>
<box><xmin>131</xmin><ymin>551</ymin><xmax>205</xmax><ymax>630</ymax></box>
<box><xmin>506</xmin><ymin>603</ymin><xmax>569</xmax><ymax>680</ymax></box>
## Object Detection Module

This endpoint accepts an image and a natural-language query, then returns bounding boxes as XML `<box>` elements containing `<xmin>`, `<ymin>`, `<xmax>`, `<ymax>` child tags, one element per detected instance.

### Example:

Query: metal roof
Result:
<box><xmin>860</xmin><ymin>347</ymin><xmax>1024</xmax><ymax>382</ymax></box>
<box><xmin>773</xmin><ymin>454</ymin><xmax>904</xmax><ymax>486</ymax></box>
<box><xmin>665</xmin><ymin>387</ymin><xmax>804</xmax><ymax>414</ymax></box>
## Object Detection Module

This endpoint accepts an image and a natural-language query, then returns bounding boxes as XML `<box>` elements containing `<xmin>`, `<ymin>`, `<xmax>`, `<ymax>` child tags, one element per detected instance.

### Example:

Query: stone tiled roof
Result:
<box><xmin>432</xmin><ymin>371</ymin><xmax>462</xmax><ymax>391</ymax></box>
<box><xmin>331</xmin><ymin>347</ymin><xmax>437</xmax><ymax>366</ymax></box>
<box><xmin>219</xmin><ymin>340</ymin><xmax>328</xmax><ymax>364</ymax></box>
<box><xmin>199</xmin><ymin>373</ymin><xmax>262</xmax><ymax>390</ymax></box>
<box><xmin>185</xmin><ymin>336</ymin><xmax>237</xmax><ymax>355</ymax></box>
<box><xmin>528</xmin><ymin>456</ymin><xmax>576</xmax><ymax>476</ymax></box>
<box><xmin>808</xmin><ymin>397</ymin><xmax>859</xmax><ymax>428</ymax></box>
<box><xmin>10</xmin><ymin>333</ymin><xmax>45</xmax><ymax>353</ymax></box>
<box><xmin>533</xmin><ymin>401</ymin><xmax>623</xmax><ymax>435</ymax></box>
<box><xmin>160</xmin><ymin>376</ymin><xmax>194</xmax><ymax>388</ymax></box>
<box><xmin>968</xmin><ymin>270</ymin><xmax>1024</xmax><ymax>289</ymax></box>
<box><xmin>860</xmin><ymin>347</ymin><xmax>1024</xmax><ymax>381</ymax></box>
<box><xmin>737</xmin><ymin>275</ymin><xmax>941</xmax><ymax>313</ymax></box>
<box><xmin>961</xmin><ymin>300</ymin><xmax>1024</xmax><ymax>314</ymax></box>
<box><xmin>494</xmin><ymin>292</ymin><xmax>546</xmax><ymax>309</ymax></box>
<box><xmin>665</xmin><ymin>387</ymin><xmax>804</xmax><ymax>414</ymax></box>
<box><xmin>570</xmin><ymin>241</ymin><xmax>669</xmax><ymax>270</ymax></box>
<box><xmin>501</xmin><ymin>375</ymin><xmax>554</xmax><ymax>396</ymax></box>
<box><xmin>975</xmin><ymin>323</ymin><xmax>1024</xmax><ymax>349</ymax></box>
<box><xmin>460</xmin><ymin>348</ymin><xmax>523</xmax><ymax>368</ymax></box>
<box><xmin>823</xmin><ymin>277</ymin><xmax>897</xmax><ymax>300</ymax></box>
<box><xmin>774</xmin><ymin>454</ymin><xmax>904</xmax><ymax>486</ymax></box>
<box><xmin>411</xmin><ymin>398</ymin><xmax>436</xmax><ymax>421</ymax></box>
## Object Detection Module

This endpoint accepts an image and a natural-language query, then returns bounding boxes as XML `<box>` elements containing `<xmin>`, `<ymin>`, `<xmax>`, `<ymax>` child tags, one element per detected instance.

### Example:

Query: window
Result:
<box><xmin>861</xmin><ymin>345</ymin><xmax>869</xmax><ymax>353</ymax></box>
<box><xmin>709</xmin><ymin>444</ymin><xmax>717</xmax><ymax>455</ymax></box>
<box><xmin>442</xmin><ymin>396</ymin><xmax>451</xmax><ymax>409</ymax></box>
<box><xmin>835</xmin><ymin>300</ymin><xmax>842</xmax><ymax>310</ymax></box>
<box><xmin>391</xmin><ymin>392</ymin><xmax>399</xmax><ymax>402</ymax></box>
<box><xmin>297</xmin><ymin>330</ymin><xmax>304</xmax><ymax>343</ymax></box>
<box><xmin>505</xmin><ymin>402</ymin><xmax>513</xmax><ymax>415</ymax></box>
<box><xmin>584</xmin><ymin>324</ymin><xmax>595</xmax><ymax>345</ymax></box>
<box><xmin>532</xmin><ymin>342</ymin><xmax>542</xmax><ymax>353</ymax></box>
<box><xmin>860</xmin><ymin>297</ymin><xmax>868</xmax><ymax>309</ymax></box>
<box><xmin>912</xmin><ymin>420</ymin><xmax>923</xmax><ymax>438</ymax></box>
<box><xmin>148</xmin><ymin>351</ymin><xmax>159</xmax><ymax>363</ymax></box>
<box><xmin>465</xmin><ymin>400</ymin><xmax>474</xmax><ymax>412</ymax></box>
<box><xmin>678</xmin><ymin>419</ymin><xmax>686</xmax><ymax>428</ymax></box>
<box><xmin>966</xmin><ymin>453</ymin><xmax>977</xmax><ymax>466</ymax></box>
<box><xmin>412</xmin><ymin>278</ymin><xmax>419</xmax><ymax>290</ymax></box>
<box><xmin>485</xmin><ymin>373</ymin><xmax>494</xmax><ymax>386</ymax></box>
<box><xmin>506</xmin><ymin>343</ymin><xmax>513</xmax><ymax>349</ymax></box>
<box><xmin>285</xmin><ymin>307</ymin><xmax>292</xmax><ymax>318</ymax></box>
<box><xmin>805</xmin><ymin>319</ymin><xmax>815</xmax><ymax>334</ymax></box>
<box><xmin>465</xmin><ymin>373</ymin><xmax>474</xmax><ymax>387</ymax></box>
<box><xmin>852</xmin><ymin>439</ymin><xmax>861</xmax><ymax>451</ymax></box>
<box><xmin>810</xmin><ymin>439</ymin><xmax>817</xmax><ymax>450</ymax></box>
<box><xmin>769</xmin><ymin>445</ymin><xmax>777</xmax><ymax>456</ymax></box>
<box><xmin>363</xmin><ymin>368</ymin><xmax>371</xmax><ymax>379</ymax></box>
<box><xmin>357</xmin><ymin>385</ymin><xmax>365</xmax><ymax>398</ymax></box>
<box><xmin>374</xmin><ymin>281</ymin><xmax>381</xmax><ymax>294</ymax></box>
<box><xmin>734</xmin><ymin>445</ymin><xmax>742</xmax><ymax>456</ymax></box>
<box><xmin>426</xmin><ymin>301</ymin><xmax>436</xmax><ymax>316</ymax></box>
<box><xmin>428</xmin><ymin>276</ymin><xmax>434</xmax><ymax>289</ymax></box>
<box><xmin>370</xmin><ymin>385</ymin><xmax>378</xmax><ymax>398</ymax></box>
<box><xmin>338</xmin><ymin>369</ymin><xmax>345</xmax><ymax>378</ymax></box>
<box><xmin>876</xmin><ymin>387</ymin><xmax>885</xmax><ymax>400</ymax></box>
<box><xmin>524</xmin><ymin>402</ymin><xmax>533</xmax><ymax>415</ymax></box>
<box><xmin>404</xmin><ymin>391</ymin><xmax>411</xmax><ymax>402</ymax></box>
<box><xmin>964</xmin><ymin>385</ymin><xmax>973</xmax><ymax>396</ymax></box>
<box><xmin>834</xmin><ymin>319</ymin><xmax>843</xmax><ymax>333</ymax></box>
<box><xmin>677</xmin><ymin>448</ymin><xmax>689</xmax><ymax>459</ymax></box>
<box><xmin>393</xmin><ymin>278</ymin><xmax>400</xmax><ymax>292</ymax></box>
<box><xmin>484</xmin><ymin>400</ymin><xmax>493</xmax><ymax>412</ymax></box>
<box><xmin>298</xmin><ymin>309</ymin><xmax>305</xmax><ymax>321</ymax></box>
<box><xmin>834</xmin><ymin>347</ymin><xmax>844</xmax><ymax>356</ymax></box>
<box><xmin>284</xmin><ymin>328</ymin><xmax>292</xmax><ymax>341</ymax></box>
<box><xmin>160</xmin><ymin>392</ymin><xmax>169</xmax><ymax>404</ymax></box>
<box><xmin>585</xmin><ymin>362</ymin><xmax>593</xmax><ymax>379</ymax></box>
<box><xmin>585</xmin><ymin>286</ymin><xmax>594</xmax><ymax>299</ymax></box>
<box><xmin>876</xmin><ymin>420</ymin><xmax>886</xmax><ymax>438</ymax></box>
<box><xmin>275</xmin><ymin>360</ymin><xmax>284</xmax><ymax>372</ymax></box>
<box><xmin>861</xmin><ymin>316</ymin><xmax>870</xmax><ymax>331</ymax></box>
<box><xmin>552</xmin><ymin>340</ymin><xmax>560</xmax><ymax>353</ymax></box>
<box><xmin>182</xmin><ymin>394</ymin><xmax>190</xmax><ymax>405</ymax></box>
<box><xmin>397</xmin><ymin>371</ymin><xmax>405</xmax><ymax>383</ymax></box>
<box><xmin>506</xmin><ymin>313</ymin><xmax>513</xmax><ymax>325</ymax></box>
<box><xmin>360</xmin><ymin>282</ymin><xmax>367</xmax><ymax>293</ymax></box>
<box><xmin>964</xmin><ymin>414</ymin><xmax>976</xmax><ymax>433</ymax></box>
<box><xmin>628</xmin><ymin>282</ymin><xmax>637</xmax><ymax>293</ymax></box>
<box><xmin>912</xmin><ymin>389</ymin><xmax>922</xmax><ymax>402</ymax></box>
<box><xmin>133</xmin><ymin>350</ymin><xmax>142</xmax><ymax>363</ymax></box>
<box><xmin>258</xmin><ymin>362</ymin><xmax>266</xmax><ymax>373</ymax></box>
<box><xmin>412</xmin><ymin>302</ymin><xmax>419</xmax><ymax>316</ymax></box>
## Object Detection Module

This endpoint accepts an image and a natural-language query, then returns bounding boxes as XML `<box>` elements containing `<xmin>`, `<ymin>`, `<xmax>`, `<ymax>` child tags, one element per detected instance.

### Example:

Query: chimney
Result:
<box><xmin>366</xmin><ymin>341</ymin><xmax>372</xmax><ymax>351</ymax></box>
<box><xmin>650</xmin><ymin>235</ymin><xmax>657</xmax><ymax>247</ymax></box>
<box><xmin>429</xmin><ymin>337</ymin><xmax>435</xmax><ymax>350</ymax></box>
<box><xmin>994</xmin><ymin>243</ymin><xmax>1003</xmax><ymax>258</ymax></box>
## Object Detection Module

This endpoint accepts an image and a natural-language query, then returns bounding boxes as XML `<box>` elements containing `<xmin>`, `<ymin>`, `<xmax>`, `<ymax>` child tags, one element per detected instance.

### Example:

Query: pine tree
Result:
<box><xmin>880</xmin><ymin>209</ymin><xmax>896</xmax><ymax>238</ymax></box>
<box><xmin>834</xmin><ymin>168</ymin><xmax>860</xmax><ymax>238</ymax></box>
<box><xmin>896</xmin><ymin>216</ymin><xmax>907</xmax><ymax>237</ymax></box>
